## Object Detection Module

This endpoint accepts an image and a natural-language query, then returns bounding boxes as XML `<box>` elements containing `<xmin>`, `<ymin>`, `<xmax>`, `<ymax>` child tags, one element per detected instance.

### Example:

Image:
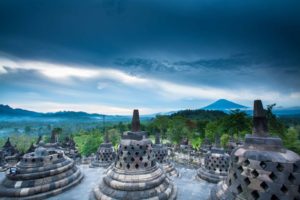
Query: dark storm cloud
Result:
<box><xmin>0</xmin><ymin>0</ymin><xmax>300</xmax><ymax>111</ymax></box>
<box><xmin>1</xmin><ymin>0</ymin><xmax>300</xmax><ymax>65</ymax></box>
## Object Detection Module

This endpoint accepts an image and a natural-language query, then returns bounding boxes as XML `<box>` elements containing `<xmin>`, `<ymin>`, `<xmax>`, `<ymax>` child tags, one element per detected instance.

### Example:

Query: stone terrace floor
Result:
<box><xmin>0</xmin><ymin>163</ymin><xmax>215</xmax><ymax>200</ymax></box>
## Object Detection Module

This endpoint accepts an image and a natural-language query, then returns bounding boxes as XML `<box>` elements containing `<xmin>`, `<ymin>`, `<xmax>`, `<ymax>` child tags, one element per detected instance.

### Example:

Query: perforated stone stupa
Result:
<box><xmin>0</xmin><ymin>140</ymin><xmax>84</xmax><ymax>199</ymax></box>
<box><xmin>226</xmin><ymin>135</ymin><xmax>237</xmax><ymax>155</ymax></box>
<box><xmin>89</xmin><ymin>131</ymin><xmax>116</xmax><ymax>168</ymax></box>
<box><xmin>153</xmin><ymin>132</ymin><xmax>181</xmax><ymax>178</ymax></box>
<box><xmin>196</xmin><ymin>132</ymin><xmax>230</xmax><ymax>183</ymax></box>
<box><xmin>1</xmin><ymin>138</ymin><xmax>19</xmax><ymax>164</ymax></box>
<box><xmin>89</xmin><ymin>109</ymin><xmax>178</xmax><ymax>200</ymax></box>
<box><xmin>211</xmin><ymin>100</ymin><xmax>300</xmax><ymax>200</ymax></box>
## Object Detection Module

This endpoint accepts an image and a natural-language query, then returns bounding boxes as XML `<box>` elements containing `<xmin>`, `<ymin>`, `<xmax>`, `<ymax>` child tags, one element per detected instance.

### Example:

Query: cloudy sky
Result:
<box><xmin>0</xmin><ymin>0</ymin><xmax>300</xmax><ymax>115</ymax></box>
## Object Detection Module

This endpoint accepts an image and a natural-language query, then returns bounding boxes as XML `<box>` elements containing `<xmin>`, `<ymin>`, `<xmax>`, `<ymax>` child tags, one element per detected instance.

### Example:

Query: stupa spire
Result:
<box><xmin>230</xmin><ymin>135</ymin><xmax>235</xmax><ymax>142</ymax></box>
<box><xmin>105</xmin><ymin>130</ymin><xmax>109</xmax><ymax>143</ymax></box>
<box><xmin>131</xmin><ymin>109</ymin><xmax>141</xmax><ymax>132</ymax></box>
<box><xmin>155</xmin><ymin>131</ymin><xmax>160</xmax><ymax>144</ymax></box>
<box><xmin>215</xmin><ymin>132</ymin><xmax>221</xmax><ymax>148</ymax></box>
<box><xmin>50</xmin><ymin>130</ymin><xmax>56</xmax><ymax>143</ymax></box>
<box><xmin>252</xmin><ymin>100</ymin><xmax>270</xmax><ymax>137</ymax></box>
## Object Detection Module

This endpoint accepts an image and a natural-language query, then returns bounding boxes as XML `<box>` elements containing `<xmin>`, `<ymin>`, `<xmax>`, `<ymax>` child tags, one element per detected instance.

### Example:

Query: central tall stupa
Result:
<box><xmin>89</xmin><ymin>109</ymin><xmax>178</xmax><ymax>200</ymax></box>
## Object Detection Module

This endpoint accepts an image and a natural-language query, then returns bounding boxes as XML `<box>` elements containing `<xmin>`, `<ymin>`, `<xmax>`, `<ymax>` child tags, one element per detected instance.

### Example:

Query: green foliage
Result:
<box><xmin>81</xmin><ymin>135</ymin><xmax>104</xmax><ymax>156</ymax></box>
<box><xmin>166</xmin><ymin>116</ymin><xmax>189</xmax><ymax>143</ymax></box>
<box><xmin>266</xmin><ymin>104</ymin><xmax>287</xmax><ymax>139</ymax></box>
<box><xmin>282</xmin><ymin>128</ymin><xmax>300</xmax><ymax>154</ymax></box>
<box><xmin>108</xmin><ymin>129</ymin><xmax>121</xmax><ymax>146</ymax></box>
<box><xmin>205</xmin><ymin>122</ymin><xmax>218</xmax><ymax>142</ymax></box>
<box><xmin>218</xmin><ymin>109</ymin><xmax>252</xmax><ymax>136</ymax></box>
<box><xmin>220</xmin><ymin>134</ymin><xmax>230</xmax><ymax>150</ymax></box>
<box><xmin>169</xmin><ymin>109</ymin><xmax>227</xmax><ymax>121</ymax></box>
<box><xmin>153</xmin><ymin>115</ymin><xmax>169</xmax><ymax>137</ymax></box>
<box><xmin>25</xmin><ymin>126</ymin><xmax>31</xmax><ymax>133</ymax></box>
<box><xmin>197</xmin><ymin>120</ymin><xmax>209</xmax><ymax>139</ymax></box>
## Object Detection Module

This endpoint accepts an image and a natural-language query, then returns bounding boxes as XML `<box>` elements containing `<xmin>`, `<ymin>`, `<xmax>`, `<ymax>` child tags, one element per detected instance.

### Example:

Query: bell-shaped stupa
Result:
<box><xmin>237</xmin><ymin>134</ymin><xmax>244</xmax><ymax>145</ymax></box>
<box><xmin>0</xmin><ymin>140</ymin><xmax>84</xmax><ymax>199</ymax></box>
<box><xmin>89</xmin><ymin>109</ymin><xmax>178</xmax><ymax>200</ymax></box>
<box><xmin>153</xmin><ymin>131</ymin><xmax>181</xmax><ymax>178</ymax></box>
<box><xmin>200</xmin><ymin>136</ymin><xmax>212</xmax><ymax>152</ymax></box>
<box><xmin>89</xmin><ymin>131</ymin><xmax>116</xmax><ymax>168</ymax></box>
<box><xmin>211</xmin><ymin>100</ymin><xmax>300</xmax><ymax>200</ymax></box>
<box><xmin>226</xmin><ymin>135</ymin><xmax>237</xmax><ymax>155</ymax></box>
<box><xmin>0</xmin><ymin>149</ymin><xmax>9</xmax><ymax>172</ymax></box>
<box><xmin>196</xmin><ymin>132</ymin><xmax>230</xmax><ymax>183</ymax></box>
<box><xmin>1</xmin><ymin>138</ymin><xmax>19</xmax><ymax>164</ymax></box>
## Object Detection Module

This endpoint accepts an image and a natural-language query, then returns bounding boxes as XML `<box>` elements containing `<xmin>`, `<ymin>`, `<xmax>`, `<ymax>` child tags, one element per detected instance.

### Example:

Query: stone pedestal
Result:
<box><xmin>196</xmin><ymin>133</ymin><xmax>229</xmax><ymax>183</ymax></box>
<box><xmin>89</xmin><ymin>109</ymin><xmax>178</xmax><ymax>200</ymax></box>
<box><xmin>0</xmin><ymin>142</ymin><xmax>84</xmax><ymax>199</ymax></box>
<box><xmin>211</xmin><ymin>100</ymin><xmax>300</xmax><ymax>200</ymax></box>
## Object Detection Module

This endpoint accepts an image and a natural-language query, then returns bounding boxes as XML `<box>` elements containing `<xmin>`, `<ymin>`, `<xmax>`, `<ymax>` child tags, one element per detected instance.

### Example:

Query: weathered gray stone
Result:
<box><xmin>0</xmin><ymin>148</ymin><xmax>83</xmax><ymax>199</ymax></box>
<box><xmin>196</xmin><ymin>132</ymin><xmax>230</xmax><ymax>183</ymax></box>
<box><xmin>89</xmin><ymin>109</ymin><xmax>178</xmax><ymax>200</ymax></box>
<box><xmin>89</xmin><ymin>132</ymin><xmax>116</xmax><ymax>168</ymax></box>
<box><xmin>211</xmin><ymin>100</ymin><xmax>300</xmax><ymax>200</ymax></box>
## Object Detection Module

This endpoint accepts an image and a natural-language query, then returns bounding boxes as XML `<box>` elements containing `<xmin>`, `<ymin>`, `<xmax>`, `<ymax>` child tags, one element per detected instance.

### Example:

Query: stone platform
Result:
<box><xmin>0</xmin><ymin>164</ymin><xmax>216</xmax><ymax>200</ymax></box>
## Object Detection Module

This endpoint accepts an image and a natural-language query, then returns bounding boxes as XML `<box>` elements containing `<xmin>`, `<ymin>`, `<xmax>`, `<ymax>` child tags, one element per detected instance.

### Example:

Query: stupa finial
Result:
<box><xmin>215</xmin><ymin>132</ymin><xmax>221</xmax><ymax>148</ymax></box>
<box><xmin>230</xmin><ymin>135</ymin><xmax>235</xmax><ymax>142</ymax></box>
<box><xmin>131</xmin><ymin>109</ymin><xmax>141</xmax><ymax>132</ymax></box>
<box><xmin>105</xmin><ymin>130</ymin><xmax>109</xmax><ymax>143</ymax></box>
<box><xmin>252</xmin><ymin>100</ymin><xmax>270</xmax><ymax>137</ymax></box>
<box><xmin>155</xmin><ymin>131</ymin><xmax>160</xmax><ymax>144</ymax></box>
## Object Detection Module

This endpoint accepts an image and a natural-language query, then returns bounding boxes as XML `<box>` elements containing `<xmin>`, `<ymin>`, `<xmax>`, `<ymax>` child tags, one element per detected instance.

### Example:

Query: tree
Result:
<box><xmin>53</xmin><ymin>127</ymin><xmax>63</xmax><ymax>143</ymax></box>
<box><xmin>185</xmin><ymin>119</ymin><xmax>197</xmax><ymax>140</ymax></box>
<box><xmin>81</xmin><ymin>135</ymin><xmax>103</xmax><ymax>156</ymax></box>
<box><xmin>220</xmin><ymin>134</ymin><xmax>230</xmax><ymax>150</ymax></box>
<box><xmin>197</xmin><ymin>120</ymin><xmax>209</xmax><ymax>139</ymax></box>
<box><xmin>38</xmin><ymin>127</ymin><xmax>44</xmax><ymax>134</ymax></box>
<box><xmin>218</xmin><ymin>109</ymin><xmax>252</xmax><ymax>136</ymax></box>
<box><xmin>117</xmin><ymin>122</ymin><xmax>126</xmax><ymax>134</ymax></box>
<box><xmin>153</xmin><ymin>115</ymin><xmax>169</xmax><ymax>139</ymax></box>
<box><xmin>166</xmin><ymin>116</ymin><xmax>189</xmax><ymax>144</ymax></box>
<box><xmin>47</xmin><ymin>124</ymin><xmax>51</xmax><ymax>131</ymax></box>
<box><xmin>108</xmin><ymin>129</ymin><xmax>121</xmax><ymax>146</ymax></box>
<box><xmin>205</xmin><ymin>122</ymin><xmax>218</xmax><ymax>142</ymax></box>
<box><xmin>266</xmin><ymin>103</ymin><xmax>287</xmax><ymax>139</ymax></box>
<box><xmin>25</xmin><ymin>126</ymin><xmax>31</xmax><ymax>134</ymax></box>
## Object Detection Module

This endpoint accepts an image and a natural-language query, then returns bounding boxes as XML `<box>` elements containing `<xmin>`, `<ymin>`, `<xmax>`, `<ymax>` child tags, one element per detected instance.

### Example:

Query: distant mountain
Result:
<box><xmin>0</xmin><ymin>104</ymin><xmax>41</xmax><ymax>116</ymax></box>
<box><xmin>200</xmin><ymin>99</ymin><xmax>249</xmax><ymax>110</ymax></box>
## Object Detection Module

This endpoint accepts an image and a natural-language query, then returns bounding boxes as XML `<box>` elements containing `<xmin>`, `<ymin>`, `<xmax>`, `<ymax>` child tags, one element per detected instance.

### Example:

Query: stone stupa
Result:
<box><xmin>226</xmin><ymin>135</ymin><xmax>238</xmax><ymax>155</ymax></box>
<box><xmin>89</xmin><ymin>131</ymin><xmax>116</xmax><ymax>168</ymax></box>
<box><xmin>45</xmin><ymin>130</ymin><xmax>61</xmax><ymax>149</ymax></box>
<box><xmin>0</xmin><ymin>149</ymin><xmax>9</xmax><ymax>172</ymax></box>
<box><xmin>0</xmin><ymin>140</ymin><xmax>84</xmax><ymax>199</ymax></box>
<box><xmin>200</xmin><ymin>136</ymin><xmax>213</xmax><ymax>152</ymax></box>
<box><xmin>89</xmin><ymin>109</ymin><xmax>178</xmax><ymax>200</ymax></box>
<box><xmin>211</xmin><ymin>100</ymin><xmax>300</xmax><ymax>200</ymax></box>
<box><xmin>195</xmin><ymin>132</ymin><xmax>230</xmax><ymax>183</ymax></box>
<box><xmin>1</xmin><ymin>138</ymin><xmax>19</xmax><ymax>164</ymax></box>
<box><xmin>153</xmin><ymin>131</ymin><xmax>181</xmax><ymax>178</ymax></box>
<box><xmin>26</xmin><ymin>142</ymin><xmax>35</xmax><ymax>153</ymax></box>
<box><xmin>237</xmin><ymin>135</ymin><xmax>244</xmax><ymax>145</ymax></box>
